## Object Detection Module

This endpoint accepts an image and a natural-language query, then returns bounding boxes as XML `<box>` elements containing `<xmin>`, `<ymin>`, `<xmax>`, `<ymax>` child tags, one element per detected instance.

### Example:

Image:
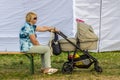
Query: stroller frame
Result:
<box><xmin>56</xmin><ymin>31</ymin><xmax>102</xmax><ymax>73</ymax></box>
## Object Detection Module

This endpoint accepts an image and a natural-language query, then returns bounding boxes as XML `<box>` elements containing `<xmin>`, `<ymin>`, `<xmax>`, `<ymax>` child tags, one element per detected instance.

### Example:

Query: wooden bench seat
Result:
<box><xmin>0</xmin><ymin>51</ymin><xmax>25</xmax><ymax>54</ymax></box>
<box><xmin>0</xmin><ymin>51</ymin><xmax>35</xmax><ymax>74</ymax></box>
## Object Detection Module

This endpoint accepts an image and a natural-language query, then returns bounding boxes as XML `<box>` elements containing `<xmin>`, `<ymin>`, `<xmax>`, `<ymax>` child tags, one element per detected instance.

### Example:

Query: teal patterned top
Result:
<box><xmin>19</xmin><ymin>22</ymin><xmax>36</xmax><ymax>52</ymax></box>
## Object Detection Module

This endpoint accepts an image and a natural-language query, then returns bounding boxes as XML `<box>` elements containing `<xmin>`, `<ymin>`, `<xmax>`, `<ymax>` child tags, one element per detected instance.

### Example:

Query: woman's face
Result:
<box><xmin>30</xmin><ymin>15</ymin><xmax>37</xmax><ymax>25</ymax></box>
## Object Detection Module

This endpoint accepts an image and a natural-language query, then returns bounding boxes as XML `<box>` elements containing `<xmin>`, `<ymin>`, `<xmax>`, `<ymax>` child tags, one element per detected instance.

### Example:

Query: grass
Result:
<box><xmin>0</xmin><ymin>51</ymin><xmax>120</xmax><ymax>80</ymax></box>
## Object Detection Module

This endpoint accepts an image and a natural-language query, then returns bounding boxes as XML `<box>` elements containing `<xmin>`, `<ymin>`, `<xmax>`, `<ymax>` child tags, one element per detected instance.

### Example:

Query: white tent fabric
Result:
<box><xmin>0</xmin><ymin>0</ymin><xmax>73</xmax><ymax>51</ymax></box>
<box><xmin>99</xmin><ymin>0</ymin><xmax>120</xmax><ymax>52</ymax></box>
<box><xmin>75</xmin><ymin>0</ymin><xmax>120</xmax><ymax>52</ymax></box>
<box><xmin>0</xmin><ymin>0</ymin><xmax>120</xmax><ymax>52</ymax></box>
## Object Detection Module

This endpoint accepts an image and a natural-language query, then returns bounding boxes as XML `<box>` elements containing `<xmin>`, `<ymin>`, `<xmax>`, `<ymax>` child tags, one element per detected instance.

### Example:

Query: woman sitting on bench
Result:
<box><xmin>19</xmin><ymin>12</ymin><xmax>58</xmax><ymax>74</ymax></box>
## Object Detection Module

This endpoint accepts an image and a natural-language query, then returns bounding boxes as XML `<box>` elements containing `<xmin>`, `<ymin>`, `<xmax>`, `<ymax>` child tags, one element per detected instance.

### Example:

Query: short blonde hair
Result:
<box><xmin>26</xmin><ymin>12</ymin><xmax>37</xmax><ymax>22</ymax></box>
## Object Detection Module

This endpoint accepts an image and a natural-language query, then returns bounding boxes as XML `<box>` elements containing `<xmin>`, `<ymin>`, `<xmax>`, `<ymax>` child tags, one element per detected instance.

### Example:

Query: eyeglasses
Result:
<box><xmin>33</xmin><ymin>17</ymin><xmax>37</xmax><ymax>20</ymax></box>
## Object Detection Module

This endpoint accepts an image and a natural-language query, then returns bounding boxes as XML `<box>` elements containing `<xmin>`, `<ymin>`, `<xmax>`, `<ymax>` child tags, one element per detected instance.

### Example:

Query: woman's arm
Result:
<box><xmin>29</xmin><ymin>34</ymin><xmax>40</xmax><ymax>45</ymax></box>
<box><xmin>35</xmin><ymin>26</ymin><xmax>54</xmax><ymax>32</ymax></box>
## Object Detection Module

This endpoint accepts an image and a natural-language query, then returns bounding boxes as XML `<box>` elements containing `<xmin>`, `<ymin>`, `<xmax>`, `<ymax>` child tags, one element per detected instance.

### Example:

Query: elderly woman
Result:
<box><xmin>19</xmin><ymin>12</ymin><xmax>58</xmax><ymax>74</ymax></box>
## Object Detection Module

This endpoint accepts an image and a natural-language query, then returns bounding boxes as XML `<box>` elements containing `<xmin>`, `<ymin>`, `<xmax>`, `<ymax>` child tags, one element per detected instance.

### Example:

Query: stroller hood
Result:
<box><xmin>76</xmin><ymin>22</ymin><xmax>98</xmax><ymax>42</ymax></box>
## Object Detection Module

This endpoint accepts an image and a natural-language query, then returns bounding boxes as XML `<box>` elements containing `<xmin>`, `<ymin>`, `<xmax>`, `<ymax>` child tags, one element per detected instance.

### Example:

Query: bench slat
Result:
<box><xmin>0</xmin><ymin>52</ymin><xmax>25</xmax><ymax>54</ymax></box>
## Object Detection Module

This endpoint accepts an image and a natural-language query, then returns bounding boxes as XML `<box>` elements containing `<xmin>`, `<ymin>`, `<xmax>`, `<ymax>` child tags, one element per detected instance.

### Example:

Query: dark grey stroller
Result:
<box><xmin>53</xmin><ymin>21</ymin><xmax>102</xmax><ymax>73</ymax></box>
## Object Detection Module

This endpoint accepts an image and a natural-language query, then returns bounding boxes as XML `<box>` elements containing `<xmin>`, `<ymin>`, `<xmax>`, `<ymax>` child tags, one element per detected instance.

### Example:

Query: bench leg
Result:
<box><xmin>25</xmin><ymin>54</ymin><xmax>34</xmax><ymax>74</ymax></box>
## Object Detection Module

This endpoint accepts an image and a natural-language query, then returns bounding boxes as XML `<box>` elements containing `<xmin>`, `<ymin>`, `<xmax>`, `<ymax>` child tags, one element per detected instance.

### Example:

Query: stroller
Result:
<box><xmin>52</xmin><ymin>21</ymin><xmax>102</xmax><ymax>73</ymax></box>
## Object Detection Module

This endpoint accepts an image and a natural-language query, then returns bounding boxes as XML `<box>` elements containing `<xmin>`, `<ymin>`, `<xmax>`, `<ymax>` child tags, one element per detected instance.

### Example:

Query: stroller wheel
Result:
<box><xmin>62</xmin><ymin>62</ymin><xmax>73</xmax><ymax>74</ymax></box>
<box><xmin>94</xmin><ymin>65</ymin><xmax>102</xmax><ymax>73</ymax></box>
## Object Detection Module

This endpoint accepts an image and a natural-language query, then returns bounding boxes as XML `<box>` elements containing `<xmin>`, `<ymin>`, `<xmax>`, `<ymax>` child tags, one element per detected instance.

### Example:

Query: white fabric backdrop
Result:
<box><xmin>75</xmin><ymin>0</ymin><xmax>120</xmax><ymax>52</ymax></box>
<box><xmin>99</xmin><ymin>0</ymin><xmax>120</xmax><ymax>52</ymax></box>
<box><xmin>1</xmin><ymin>0</ymin><xmax>120</xmax><ymax>52</ymax></box>
<box><xmin>0</xmin><ymin>0</ymin><xmax>73</xmax><ymax>51</ymax></box>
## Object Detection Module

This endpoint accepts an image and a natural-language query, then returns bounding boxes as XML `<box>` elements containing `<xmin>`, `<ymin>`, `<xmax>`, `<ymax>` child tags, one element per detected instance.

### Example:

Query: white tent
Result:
<box><xmin>75</xmin><ymin>0</ymin><xmax>120</xmax><ymax>52</ymax></box>
<box><xmin>0</xmin><ymin>0</ymin><xmax>120</xmax><ymax>52</ymax></box>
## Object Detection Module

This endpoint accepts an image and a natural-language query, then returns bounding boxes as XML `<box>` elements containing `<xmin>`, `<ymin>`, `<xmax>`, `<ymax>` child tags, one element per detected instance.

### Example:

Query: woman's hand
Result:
<box><xmin>49</xmin><ymin>27</ymin><xmax>59</xmax><ymax>32</ymax></box>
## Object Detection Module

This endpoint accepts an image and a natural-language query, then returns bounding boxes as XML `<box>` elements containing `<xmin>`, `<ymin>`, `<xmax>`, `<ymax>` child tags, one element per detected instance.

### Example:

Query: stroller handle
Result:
<box><xmin>56</xmin><ymin>31</ymin><xmax>68</xmax><ymax>39</ymax></box>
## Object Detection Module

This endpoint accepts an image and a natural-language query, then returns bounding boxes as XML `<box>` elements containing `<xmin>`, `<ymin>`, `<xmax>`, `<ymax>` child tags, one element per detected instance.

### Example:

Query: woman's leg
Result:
<box><xmin>26</xmin><ymin>45</ymin><xmax>51</xmax><ymax>68</ymax></box>
<box><xmin>40</xmin><ymin>46</ymin><xmax>51</xmax><ymax>68</ymax></box>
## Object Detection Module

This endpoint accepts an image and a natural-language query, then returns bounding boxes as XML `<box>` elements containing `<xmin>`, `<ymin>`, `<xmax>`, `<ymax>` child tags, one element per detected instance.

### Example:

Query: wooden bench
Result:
<box><xmin>0</xmin><ymin>51</ymin><xmax>35</xmax><ymax>74</ymax></box>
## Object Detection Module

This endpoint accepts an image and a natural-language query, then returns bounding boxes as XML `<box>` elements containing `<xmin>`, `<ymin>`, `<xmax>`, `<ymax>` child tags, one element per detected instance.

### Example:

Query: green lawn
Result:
<box><xmin>0</xmin><ymin>51</ymin><xmax>120</xmax><ymax>80</ymax></box>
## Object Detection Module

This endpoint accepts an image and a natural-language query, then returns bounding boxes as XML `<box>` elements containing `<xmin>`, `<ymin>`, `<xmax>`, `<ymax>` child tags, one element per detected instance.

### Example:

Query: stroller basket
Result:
<box><xmin>58</xmin><ymin>21</ymin><xmax>98</xmax><ymax>51</ymax></box>
<box><xmin>59</xmin><ymin>38</ymin><xmax>76</xmax><ymax>51</ymax></box>
<box><xmin>59</xmin><ymin>38</ymin><xmax>98</xmax><ymax>51</ymax></box>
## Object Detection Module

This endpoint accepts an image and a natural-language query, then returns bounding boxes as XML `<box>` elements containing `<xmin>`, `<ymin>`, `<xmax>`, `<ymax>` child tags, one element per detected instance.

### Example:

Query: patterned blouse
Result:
<box><xmin>19</xmin><ymin>22</ymin><xmax>36</xmax><ymax>52</ymax></box>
